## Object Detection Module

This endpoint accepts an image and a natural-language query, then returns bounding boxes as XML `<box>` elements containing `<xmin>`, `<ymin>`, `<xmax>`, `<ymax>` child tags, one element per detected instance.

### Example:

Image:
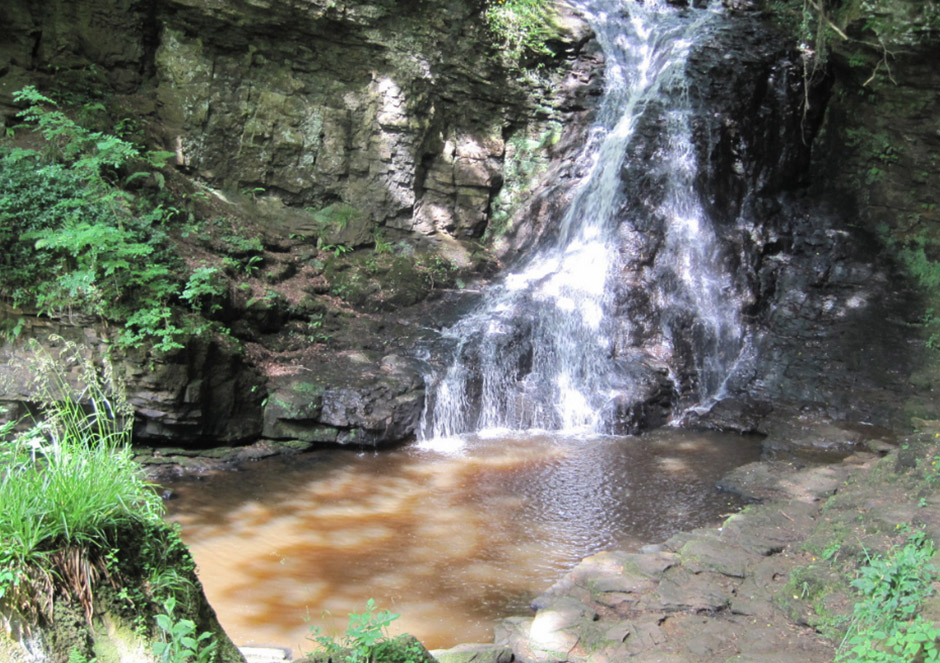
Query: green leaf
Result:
<box><xmin>124</xmin><ymin>171</ymin><xmax>151</xmax><ymax>185</ymax></box>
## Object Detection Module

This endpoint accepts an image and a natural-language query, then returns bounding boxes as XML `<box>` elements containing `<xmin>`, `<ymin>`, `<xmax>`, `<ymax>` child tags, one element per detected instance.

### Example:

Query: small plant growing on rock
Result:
<box><xmin>153</xmin><ymin>596</ymin><xmax>218</xmax><ymax>663</ymax></box>
<box><xmin>307</xmin><ymin>599</ymin><xmax>430</xmax><ymax>663</ymax></box>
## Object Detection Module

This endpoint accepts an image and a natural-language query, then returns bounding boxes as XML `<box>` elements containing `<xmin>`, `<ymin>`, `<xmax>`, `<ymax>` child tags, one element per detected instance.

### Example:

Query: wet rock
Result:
<box><xmin>719</xmin><ymin>457</ymin><xmax>856</xmax><ymax>504</ymax></box>
<box><xmin>262</xmin><ymin>352</ymin><xmax>424</xmax><ymax>447</ymax></box>
<box><xmin>678</xmin><ymin>536</ymin><xmax>757</xmax><ymax>578</ymax></box>
<box><xmin>758</xmin><ymin>412</ymin><xmax>897</xmax><ymax>460</ymax></box>
<box><xmin>124</xmin><ymin>339</ymin><xmax>265</xmax><ymax>443</ymax></box>
<box><xmin>430</xmin><ymin>643</ymin><xmax>514</xmax><ymax>663</ymax></box>
<box><xmin>683</xmin><ymin>397</ymin><xmax>773</xmax><ymax>433</ymax></box>
<box><xmin>597</xmin><ymin>360</ymin><xmax>675</xmax><ymax>434</ymax></box>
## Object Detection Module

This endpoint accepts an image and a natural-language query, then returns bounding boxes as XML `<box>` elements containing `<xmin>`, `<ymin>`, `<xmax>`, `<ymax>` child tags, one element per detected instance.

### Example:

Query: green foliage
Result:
<box><xmin>153</xmin><ymin>596</ymin><xmax>218</xmax><ymax>663</ymax></box>
<box><xmin>837</xmin><ymin>530</ymin><xmax>940</xmax><ymax>662</ymax></box>
<box><xmin>219</xmin><ymin>232</ymin><xmax>263</xmax><ymax>257</ymax></box>
<box><xmin>880</xmin><ymin>228</ymin><xmax>940</xmax><ymax>350</ymax></box>
<box><xmin>780</xmin><ymin>562</ymin><xmax>851</xmax><ymax>640</ymax></box>
<box><xmin>239</xmin><ymin>186</ymin><xmax>266</xmax><ymax>200</ymax></box>
<box><xmin>484</xmin><ymin>0</ymin><xmax>558</xmax><ymax>63</ymax></box>
<box><xmin>415</xmin><ymin>256</ymin><xmax>458</xmax><ymax>288</ymax></box>
<box><xmin>68</xmin><ymin>647</ymin><xmax>97</xmax><ymax>663</ymax></box>
<box><xmin>181</xmin><ymin>267</ymin><xmax>226</xmax><ymax>315</ymax></box>
<box><xmin>308</xmin><ymin>599</ymin><xmax>426</xmax><ymax>663</ymax></box>
<box><xmin>372</xmin><ymin>231</ymin><xmax>393</xmax><ymax>255</ymax></box>
<box><xmin>844</xmin><ymin>0</ymin><xmax>940</xmax><ymax>50</ymax></box>
<box><xmin>0</xmin><ymin>86</ymin><xmax>199</xmax><ymax>352</ymax></box>
<box><xmin>767</xmin><ymin>0</ymin><xmax>940</xmax><ymax>88</ymax></box>
<box><xmin>215</xmin><ymin>226</ymin><xmax>264</xmax><ymax>278</ymax></box>
<box><xmin>322</xmin><ymin>244</ymin><xmax>353</xmax><ymax>258</ymax></box>
<box><xmin>313</xmin><ymin>202</ymin><xmax>361</xmax><ymax>235</ymax></box>
<box><xmin>1</xmin><ymin>342</ymin><xmax>212</xmax><ymax>662</ymax></box>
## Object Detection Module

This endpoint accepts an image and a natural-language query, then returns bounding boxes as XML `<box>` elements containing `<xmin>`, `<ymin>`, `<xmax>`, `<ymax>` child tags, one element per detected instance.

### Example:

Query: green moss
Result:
<box><xmin>292</xmin><ymin>381</ymin><xmax>324</xmax><ymax>396</ymax></box>
<box><xmin>779</xmin><ymin>564</ymin><xmax>851</xmax><ymax>640</ymax></box>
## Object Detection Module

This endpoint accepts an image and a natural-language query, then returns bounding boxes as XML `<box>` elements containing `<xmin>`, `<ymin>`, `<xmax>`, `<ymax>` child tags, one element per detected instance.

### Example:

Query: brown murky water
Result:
<box><xmin>163</xmin><ymin>429</ymin><xmax>759</xmax><ymax>654</ymax></box>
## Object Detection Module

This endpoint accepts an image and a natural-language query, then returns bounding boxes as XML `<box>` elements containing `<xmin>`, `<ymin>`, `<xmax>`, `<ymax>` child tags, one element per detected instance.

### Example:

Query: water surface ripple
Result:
<box><xmin>165</xmin><ymin>429</ymin><xmax>758</xmax><ymax>652</ymax></box>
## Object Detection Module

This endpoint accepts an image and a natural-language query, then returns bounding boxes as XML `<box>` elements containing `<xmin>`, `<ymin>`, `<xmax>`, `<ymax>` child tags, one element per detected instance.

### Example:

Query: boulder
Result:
<box><xmin>262</xmin><ymin>352</ymin><xmax>424</xmax><ymax>447</ymax></box>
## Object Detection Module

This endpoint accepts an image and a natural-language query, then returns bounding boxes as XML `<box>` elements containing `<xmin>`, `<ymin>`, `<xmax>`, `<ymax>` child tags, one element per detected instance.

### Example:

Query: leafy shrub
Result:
<box><xmin>308</xmin><ymin>599</ymin><xmax>429</xmax><ymax>663</ymax></box>
<box><xmin>837</xmin><ymin>530</ymin><xmax>940</xmax><ymax>662</ymax></box>
<box><xmin>0</xmin><ymin>86</ymin><xmax>214</xmax><ymax>352</ymax></box>
<box><xmin>0</xmin><ymin>344</ymin><xmax>164</xmax><ymax>624</ymax></box>
<box><xmin>181</xmin><ymin>267</ymin><xmax>227</xmax><ymax>315</ymax></box>
<box><xmin>0</xmin><ymin>342</ymin><xmax>218</xmax><ymax>663</ymax></box>
<box><xmin>153</xmin><ymin>596</ymin><xmax>218</xmax><ymax>663</ymax></box>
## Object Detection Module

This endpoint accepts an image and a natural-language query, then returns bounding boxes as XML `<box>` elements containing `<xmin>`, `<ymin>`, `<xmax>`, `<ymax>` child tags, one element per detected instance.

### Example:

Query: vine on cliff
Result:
<box><xmin>769</xmin><ymin>0</ymin><xmax>940</xmax><ymax>88</ymax></box>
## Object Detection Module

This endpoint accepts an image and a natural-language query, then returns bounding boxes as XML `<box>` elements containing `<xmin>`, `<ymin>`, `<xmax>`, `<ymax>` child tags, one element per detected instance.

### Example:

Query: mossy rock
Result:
<box><xmin>314</xmin><ymin>203</ymin><xmax>374</xmax><ymax>248</ymax></box>
<box><xmin>4</xmin><ymin>519</ymin><xmax>246</xmax><ymax>663</ymax></box>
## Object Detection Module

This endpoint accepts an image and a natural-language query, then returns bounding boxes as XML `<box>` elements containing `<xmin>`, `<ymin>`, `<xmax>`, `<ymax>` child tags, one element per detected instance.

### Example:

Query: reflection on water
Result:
<box><xmin>164</xmin><ymin>429</ymin><xmax>759</xmax><ymax>653</ymax></box>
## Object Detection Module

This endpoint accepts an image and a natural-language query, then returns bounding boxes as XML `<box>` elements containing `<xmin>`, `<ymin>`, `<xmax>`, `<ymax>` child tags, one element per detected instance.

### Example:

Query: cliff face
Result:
<box><xmin>816</xmin><ymin>0</ymin><xmax>940</xmax><ymax>240</ymax></box>
<box><xmin>674</xmin><ymin>0</ymin><xmax>940</xmax><ymax>435</ymax></box>
<box><xmin>750</xmin><ymin>0</ymin><xmax>940</xmax><ymax>428</ymax></box>
<box><xmin>1</xmin><ymin>0</ymin><xmax>591</xmax><ymax>239</ymax></box>
<box><xmin>1</xmin><ymin>0</ymin><xmax>938</xmax><ymax>449</ymax></box>
<box><xmin>0</xmin><ymin>0</ymin><xmax>596</xmax><ymax>448</ymax></box>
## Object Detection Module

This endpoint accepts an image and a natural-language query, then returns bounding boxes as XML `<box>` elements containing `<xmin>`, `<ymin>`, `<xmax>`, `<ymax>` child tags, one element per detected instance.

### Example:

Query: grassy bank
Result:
<box><xmin>780</xmin><ymin>434</ymin><xmax>940</xmax><ymax>662</ymax></box>
<box><xmin>0</xmin><ymin>346</ymin><xmax>232</xmax><ymax>663</ymax></box>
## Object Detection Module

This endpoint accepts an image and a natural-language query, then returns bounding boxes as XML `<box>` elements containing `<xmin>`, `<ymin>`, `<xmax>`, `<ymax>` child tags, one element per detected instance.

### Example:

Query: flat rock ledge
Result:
<box><xmin>433</xmin><ymin>451</ymin><xmax>886</xmax><ymax>663</ymax></box>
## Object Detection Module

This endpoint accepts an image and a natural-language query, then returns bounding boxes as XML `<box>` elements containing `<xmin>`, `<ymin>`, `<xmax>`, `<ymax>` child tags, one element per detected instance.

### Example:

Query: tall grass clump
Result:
<box><xmin>0</xmin><ymin>340</ymin><xmax>164</xmax><ymax>626</ymax></box>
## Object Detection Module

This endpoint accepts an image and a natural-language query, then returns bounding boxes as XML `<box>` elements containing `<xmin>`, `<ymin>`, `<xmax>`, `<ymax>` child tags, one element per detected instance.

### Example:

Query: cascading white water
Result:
<box><xmin>422</xmin><ymin>0</ymin><xmax>746</xmax><ymax>439</ymax></box>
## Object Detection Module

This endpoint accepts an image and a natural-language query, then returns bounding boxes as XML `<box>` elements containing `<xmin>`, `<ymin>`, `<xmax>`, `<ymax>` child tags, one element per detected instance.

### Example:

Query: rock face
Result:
<box><xmin>1</xmin><ymin>0</ymin><xmax>938</xmax><ymax>447</ymax></box>
<box><xmin>153</xmin><ymin>0</ymin><xmax>506</xmax><ymax>236</ymax></box>
<box><xmin>0</xmin><ymin>0</ymin><xmax>596</xmax><ymax>448</ymax></box>
<box><xmin>0</xmin><ymin>308</ymin><xmax>265</xmax><ymax>444</ymax></box>
<box><xmin>677</xmin><ymin>2</ymin><xmax>940</xmax><ymax>433</ymax></box>
<box><xmin>262</xmin><ymin>352</ymin><xmax>424</xmax><ymax>446</ymax></box>
<box><xmin>0</xmin><ymin>0</ymin><xmax>592</xmax><ymax>241</ymax></box>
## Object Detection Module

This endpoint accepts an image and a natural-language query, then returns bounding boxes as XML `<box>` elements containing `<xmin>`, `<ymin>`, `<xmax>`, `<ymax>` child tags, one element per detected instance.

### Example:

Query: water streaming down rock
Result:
<box><xmin>421</xmin><ymin>0</ymin><xmax>748</xmax><ymax>439</ymax></box>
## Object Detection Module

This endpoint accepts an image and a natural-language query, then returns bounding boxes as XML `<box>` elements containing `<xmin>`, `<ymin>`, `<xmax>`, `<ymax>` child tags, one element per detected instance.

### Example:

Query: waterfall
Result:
<box><xmin>421</xmin><ymin>0</ymin><xmax>746</xmax><ymax>439</ymax></box>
